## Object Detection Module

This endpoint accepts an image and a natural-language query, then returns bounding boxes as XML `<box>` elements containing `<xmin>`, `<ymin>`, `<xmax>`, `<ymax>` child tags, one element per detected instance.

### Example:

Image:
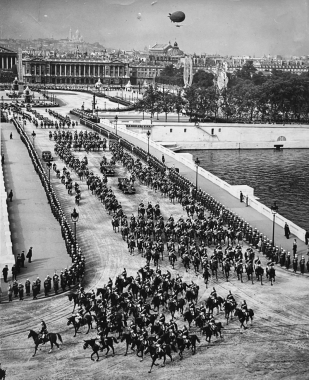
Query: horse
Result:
<box><xmin>236</xmin><ymin>263</ymin><xmax>243</xmax><ymax>282</ymax></box>
<box><xmin>168</xmin><ymin>300</ymin><xmax>177</xmax><ymax>320</ymax></box>
<box><xmin>223</xmin><ymin>300</ymin><xmax>237</xmax><ymax>325</ymax></box>
<box><xmin>205</xmin><ymin>296</ymin><xmax>224</xmax><ymax>315</ymax></box>
<box><xmin>267</xmin><ymin>266</ymin><xmax>276</xmax><ymax>286</ymax></box>
<box><xmin>145</xmin><ymin>344</ymin><xmax>176</xmax><ymax>373</ymax></box>
<box><xmin>0</xmin><ymin>368</ymin><xmax>6</xmax><ymax>380</ymax></box>
<box><xmin>255</xmin><ymin>266</ymin><xmax>264</xmax><ymax>285</ymax></box>
<box><xmin>188</xmin><ymin>334</ymin><xmax>200</xmax><ymax>354</ymax></box>
<box><xmin>245</xmin><ymin>261</ymin><xmax>254</xmax><ymax>284</ymax></box>
<box><xmin>223</xmin><ymin>261</ymin><xmax>231</xmax><ymax>281</ymax></box>
<box><xmin>98</xmin><ymin>336</ymin><xmax>118</xmax><ymax>357</ymax></box>
<box><xmin>68</xmin><ymin>292</ymin><xmax>79</xmax><ymax>313</ymax></box>
<box><xmin>83</xmin><ymin>338</ymin><xmax>101</xmax><ymax>361</ymax></box>
<box><xmin>67</xmin><ymin>314</ymin><xmax>97</xmax><ymax>337</ymax></box>
<box><xmin>121</xmin><ymin>333</ymin><xmax>138</xmax><ymax>356</ymax></box>
<box><xmin>234</xmin><ymin>308</ymin><xmax>254</xmax><ymax>329</ymax></box>
<box><xmin>183</xmin><ymin>310</ymin><xmax>195</xmax><ymax>329</ymax></box>
<box><xmin>202</xmin><ymin>322</ymin><xmax>224</xmax><ymax>343</ymax></box>
<box><xmin>28</xmin><ymin>329</ymin><xmax>63</xmax><ymax>357</ymax></box>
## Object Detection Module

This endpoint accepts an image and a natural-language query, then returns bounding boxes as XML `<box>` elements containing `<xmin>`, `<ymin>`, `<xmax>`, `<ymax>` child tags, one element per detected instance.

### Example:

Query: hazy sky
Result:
<box><xmin>1</xmin><ymin>0</ymin><xmax>309</xmax><ymax>56</ymax></box>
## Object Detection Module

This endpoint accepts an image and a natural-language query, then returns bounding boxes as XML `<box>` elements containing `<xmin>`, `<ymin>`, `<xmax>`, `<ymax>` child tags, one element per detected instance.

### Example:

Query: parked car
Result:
<box><xmin>42</xmin><ymin>151</ymin><xmax>53</xmax><ymax>161</ymax></box>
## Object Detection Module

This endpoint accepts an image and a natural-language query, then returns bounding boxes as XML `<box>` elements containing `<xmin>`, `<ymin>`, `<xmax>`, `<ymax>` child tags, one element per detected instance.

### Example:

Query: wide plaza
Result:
<box><xmin>0</xmin><ymin>89</ymin><xmax>309</xmax><ymax>380</ymax></box>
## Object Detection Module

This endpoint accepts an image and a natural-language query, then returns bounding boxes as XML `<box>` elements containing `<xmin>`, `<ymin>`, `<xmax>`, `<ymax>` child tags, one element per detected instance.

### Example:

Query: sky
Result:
<box><xmin>1</xmin><ymin>0</ymin><xmax>309</xmax><ymax>56</ymax></box>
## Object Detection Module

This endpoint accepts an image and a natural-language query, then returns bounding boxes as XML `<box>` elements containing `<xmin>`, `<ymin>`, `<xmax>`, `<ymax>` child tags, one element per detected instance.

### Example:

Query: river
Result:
<box><xmin>180</xmin><ymin>149</ymin><xmax>309</xmax><ymax>231</ymax></box>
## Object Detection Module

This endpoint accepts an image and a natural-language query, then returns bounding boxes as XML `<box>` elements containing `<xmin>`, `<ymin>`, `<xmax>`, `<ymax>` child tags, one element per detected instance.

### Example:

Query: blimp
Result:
<box><xmin>168</xmin><ymin>11</ymin><xmax>185</xmax><ymax>23</ymax></box>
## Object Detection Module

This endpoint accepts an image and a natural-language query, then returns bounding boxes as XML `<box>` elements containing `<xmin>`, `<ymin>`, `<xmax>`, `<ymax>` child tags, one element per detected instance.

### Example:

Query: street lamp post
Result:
<box><xmin>114</xmin><ymin>115</ymin><xmax>118</xmax><ymax>135</ymax></box>
<box><xmin>146</xmin><ymin>130</ymin><xmax>151</xmax><ymax>155</ymax></box>
<box><xmin>270</xmin><ymin>202</ymin><xmax>279</xmax><ymax>247</ymax></box>
<box><xmin>46</xmin><ymin>161</ymin><xmax>52</xmax><ymax>190</ymax></box>
<box><xmin>195</xmin><ymin>157</ymin><xmax>200</xmax><ymax>192</ymax></box>
<box><xmin>71</xmin><ymin>208</ymin><xmax>79</xmax><ymax>253</ymax></box>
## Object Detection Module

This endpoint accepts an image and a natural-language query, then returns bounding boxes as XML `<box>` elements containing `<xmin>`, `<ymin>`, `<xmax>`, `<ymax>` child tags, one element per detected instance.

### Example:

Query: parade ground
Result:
<box><xmin>1</xmin><ymin>90</ymin><xmax>309</xmax><ymax>380</ymax></box>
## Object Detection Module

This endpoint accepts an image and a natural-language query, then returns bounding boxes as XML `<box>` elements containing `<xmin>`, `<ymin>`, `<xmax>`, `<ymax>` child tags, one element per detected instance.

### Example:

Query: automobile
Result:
<box><xmin>118</xmin><ymin>178</ymin><xmax>136</xmax><ymax>194</ymax></box>
<box><xmin>101</xmin><ymin>165</ymin><xmax>115</xmax><ymax>176</ymax></box>
<box><xmin>42</xmin><ymin>151</ymin><xmax>53</xmax><ymax>162</ymax></box>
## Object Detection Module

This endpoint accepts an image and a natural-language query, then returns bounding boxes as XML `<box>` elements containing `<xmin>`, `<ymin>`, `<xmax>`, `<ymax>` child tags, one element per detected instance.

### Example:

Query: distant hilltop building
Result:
<box><xmin>68</xmin><ymin>28</ymin><xmax>84</xmax><ymax>43</ymax></box>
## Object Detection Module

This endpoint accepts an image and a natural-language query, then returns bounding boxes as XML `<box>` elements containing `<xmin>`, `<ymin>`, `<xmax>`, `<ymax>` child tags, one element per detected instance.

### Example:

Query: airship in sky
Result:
<box><xmin>168</xmin><ymin>11</ymin><xmax>185</xmax><ymax>24</ymax></box>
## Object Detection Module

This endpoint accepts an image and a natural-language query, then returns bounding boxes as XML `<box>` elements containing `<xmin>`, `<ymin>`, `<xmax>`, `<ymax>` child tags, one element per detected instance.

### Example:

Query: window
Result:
<box><xmin>170</xmin><ymin>129</ymin><xmax>173</xmax><ymax>133</ymax></box>
<box><xmin>218</xmin><ymin>128</ymin><xmax>221</xmax><ymax>132</ymax></box>
<box><xmin>184</xmin><ymin>129</ymin><xmax>187</xmax><ymax>132</ymax></box>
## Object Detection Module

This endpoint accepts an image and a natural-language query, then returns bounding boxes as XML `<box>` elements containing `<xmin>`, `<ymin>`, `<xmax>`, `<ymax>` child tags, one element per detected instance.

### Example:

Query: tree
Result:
<box><xmin>192</xmin><ymin>70</ymin><xmax>214</xmax><ymax>88</ymax></box>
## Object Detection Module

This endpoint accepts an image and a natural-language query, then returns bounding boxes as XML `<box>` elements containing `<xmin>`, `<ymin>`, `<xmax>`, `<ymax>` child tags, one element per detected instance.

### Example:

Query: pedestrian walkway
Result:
<box><xmin>100</xmin><ymin>121</ymin><xmax>308</xmax><ymax>259</ymax></box>
<box><xmin>0</xmin><ymin>122</ymin><xmax>68</xmax><ymax>295</ymax></box>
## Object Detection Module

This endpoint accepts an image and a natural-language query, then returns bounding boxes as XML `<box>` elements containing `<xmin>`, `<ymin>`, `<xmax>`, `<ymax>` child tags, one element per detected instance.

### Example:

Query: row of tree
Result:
<box><xmin>136</xmin><ymin>64</ymin><xmax>309</xmax><ymax>122</ymax></box>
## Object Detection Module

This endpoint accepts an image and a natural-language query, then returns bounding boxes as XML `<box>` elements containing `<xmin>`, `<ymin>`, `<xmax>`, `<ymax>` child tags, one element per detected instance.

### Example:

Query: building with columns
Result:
<box><xmin>22</xmin><ymin>56</ymin><xmax>130</xmax><ymax>85</ymax></box>
<box><xmin>0</xmin><ymin>46</ymin><xmax>17</xmax><ymax>69</ymax></box>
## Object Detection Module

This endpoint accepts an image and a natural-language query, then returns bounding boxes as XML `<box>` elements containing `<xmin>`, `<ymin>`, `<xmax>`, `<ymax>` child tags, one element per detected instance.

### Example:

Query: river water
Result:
<box><xmin>180</xmin><ymin>149</ymin><xmax>309</xmax><ymax>231</ymax></box>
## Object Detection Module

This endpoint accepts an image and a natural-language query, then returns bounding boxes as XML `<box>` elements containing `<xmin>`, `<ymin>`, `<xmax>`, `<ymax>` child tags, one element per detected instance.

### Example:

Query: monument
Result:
<box><xmin>183</xmin><ymin>55</ymin><xmax>193</xmax><ymax>87</ymax></box>
<box><xmin>17</xmin><ymin>48</ymin><xmax>25</xmax><ymax>94</ymax></box>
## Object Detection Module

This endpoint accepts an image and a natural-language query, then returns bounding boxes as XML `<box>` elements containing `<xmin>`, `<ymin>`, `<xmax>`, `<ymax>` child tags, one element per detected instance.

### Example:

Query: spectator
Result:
<box><xmin>8</xmin><ymin>189</ymin><xmax>13</xmax><ymax>202</ymax></box>
<box><xmin>44</xmin><ymin>277</ymin><xmax>49</xmax><ymax>297</ymax></box>
<box><xmin>18</xmin><ymin>283</ymin><xmax>24</xmax><ymax>300</ymax></box>
<box><xmin>2</xmin><ymin>265</ymin><xmax>8</xmax><ymax>282</ymax></box>
<box><xmin>25</xmin><ymin>279</ymin><xmax>31</xmax><ymax>296</ymax></box>
<box><xmin>20</xmin><ymin>251</ymin><xmax>26</xmax><ymax>268</ymax></box>
<box><xmin>36</xmin><ymin>277</ymin><xmax>41</xmax><ymax>293</ymax></box>
<box><xmin>1</xmin><ymin>154</ymin><xmax>4</xmax><ymax>165</ymax></box>
<box><xmin>8</xmin><ymin>284</ymin><xmax>13</xmax><ymax>302</ymax></box>
<box><xmin>11</xmin><ymin>265</ymin><xmax>17</xmax><ymax>281</ymax></box>
<box><xmin>12</xmin><ymin>280</ymin><xmax>18</xmax><ymax>298</ymax></box>
<box><xmin>240</xmin><ymin>191</ymin><xmax>244</xmax><ymax>203</ymax></box>
<box><xmin>305</xmin><ymin>230</ymin><xmax>309</xmax><ymax>245</ymax></box>
<box><xmin>26</xmin><ymin>247</ymin><xmax>33</xmax><ymax>263</ymax></box>
<box><xmin>292</xmin><ymin>239</ymin><xmax>297</xmax><ymax>256</ymax></box>
<box><xmin>284</xmin><ymin>223</ymin><xmax>291</xmax><ymax>239</ymax></box>
<box><xmin>16</xmin><ymin>254</ymin><xmax>21</xmax><ymax>273</ymax></box>
<box><xmin>32</xmin><ymin>281</ymin><xmax>38</xmax><ymax>300</ymax></box>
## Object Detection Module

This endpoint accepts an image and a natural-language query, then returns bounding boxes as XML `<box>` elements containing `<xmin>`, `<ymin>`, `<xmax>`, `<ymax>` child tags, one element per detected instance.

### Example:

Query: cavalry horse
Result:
<box><xmin>234</xmin><ymin>308</ymin><xmax>254</xmax><ymax>329</ymax></box>
<box><xmin>28</xmin><ymin>329</ymin><xmax>63</xmax><ymax>357</ymax></box>
<box><xmin>145</xmin><ymin>344</ymin><xmax>176</xmax><ymax>373</ymax></box>
<box><xmin>266</xmin><ymin>266</ymin><xmax>276</xmax><ymax>286</ymax></box>
<box><xmin>67</xmin><ymin>314</ymin><xmax>97</xmax><ymax>337</ymax></box>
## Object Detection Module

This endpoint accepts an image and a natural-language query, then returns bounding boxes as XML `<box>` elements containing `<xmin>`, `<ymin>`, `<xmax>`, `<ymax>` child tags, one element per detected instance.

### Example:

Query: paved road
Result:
<box><xmin>1</xmin><ymin>122</ymin><xmax>68</xmax><ymax>291</ymax></box>
<box><xmin>100</xmin><ymin>121</ymin><xmax>309</xmax><ymax>259</ymax></box>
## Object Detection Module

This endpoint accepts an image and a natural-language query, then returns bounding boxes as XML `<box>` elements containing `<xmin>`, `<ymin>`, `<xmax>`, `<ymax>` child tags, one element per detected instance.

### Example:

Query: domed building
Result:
<box><xmin>149</xmin><ymin>41</ymin><xmax>184</xmax><ymax>64</ymax></box>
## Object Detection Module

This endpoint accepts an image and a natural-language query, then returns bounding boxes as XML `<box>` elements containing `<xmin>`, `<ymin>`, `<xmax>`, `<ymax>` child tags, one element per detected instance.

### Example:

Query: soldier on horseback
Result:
<box><xmin>210</xmin><ymin>287</ymin><xmax>217</xmax><ymax>300</ymax></box>
<box><xmin>39</xmin><ymin>320</ymin><xmax>48</xmax><ymax>344</ymax></box>
<box><xmin>241</xmin><ymin>300</ymin><xmax>249</xmax><ymax>318</ymax></box>
<box><xmin>226</xmin><ymin>290</ymin><xmax>236</xmax><ymax>307</ymax></box>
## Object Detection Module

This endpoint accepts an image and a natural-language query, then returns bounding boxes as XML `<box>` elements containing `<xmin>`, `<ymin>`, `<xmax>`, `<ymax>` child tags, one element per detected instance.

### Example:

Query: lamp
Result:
<box><xmin>114</xmin><ymin>115</ymin><xmax>118</xmax><ymax>135</ymax></box>
<box><xmin>146</xmin><ymin>130</ymin><xmax>151</xmax><ymax>155</ymax></box>
<box><xmin>195</xmin><ymin>157</ymin><xmax>200</xmax><ymax>193</ymax></box>
<box><xmin>71</xmin><ymin>208</ymin><xmax>79</xmax><ymax>253</ymax></box>
<box><xmin>270</xmin><ymin>202</ymin><xmax>279</xmax><ymax>247</ymax></box>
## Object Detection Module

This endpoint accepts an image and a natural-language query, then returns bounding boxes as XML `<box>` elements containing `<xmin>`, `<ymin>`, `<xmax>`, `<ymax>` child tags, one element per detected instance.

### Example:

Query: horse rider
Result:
<box><xmin>40</xmin><ymin>320</ymin><xmax>48</xmax><ymax>343</ymax></box>
<box><xmin>107</xmin><ymin>277</ymin><xmax>113</xmax><ymax>289</ymax></box>
<box><xmin>226</xmin><ymin>290</ymin><xmax>236</xmax><ymax>306</ymax></box>
<box><xmin>210</xmin><ymin>287</ymin><xmax>217</xmax><ymax>300</ymax></box>
<box><xmin>189</xmin><ymin>301</ymin><xmax>195</xmax><ymax>314</ymax></box>
<box><xmin>181</xmin><ymin>325</ymin><xmax>189</xmax><ymax>345</ymax></box>
<box><xmin>159</xmin><ymin>313</ymin><xmax>165</xmax><ymax>326</ymax></box>
<box><xmin>76</xmin><ymin>306</ymin><xmax>84</xmax><ymax>323</ymax></box>
<box><xmin>209</xmin><ymin>316</ymin><xmax>217</xmax><ymax>333</ymax></box>
<box><xmin>241</xmin><ymin>300</ymin><xmax>249</xmax><ymax>317</ymax></box>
